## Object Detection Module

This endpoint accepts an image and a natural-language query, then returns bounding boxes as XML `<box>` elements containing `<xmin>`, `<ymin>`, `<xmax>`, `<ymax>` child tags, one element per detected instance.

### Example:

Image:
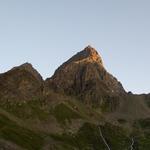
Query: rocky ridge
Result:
<box><xmin>0</xmin><ymin>63</ymin><xmax>43</xmax><ymax>102</ymax></box>
<box><xmin>46</xmin><ymin>46</ymin><xmax>125</xmax><ymax>108</ymax></box>
<box><xmin>0</xmin><ymin>46</ymin><xmax>149</xmax><ymax>150</ymax></box>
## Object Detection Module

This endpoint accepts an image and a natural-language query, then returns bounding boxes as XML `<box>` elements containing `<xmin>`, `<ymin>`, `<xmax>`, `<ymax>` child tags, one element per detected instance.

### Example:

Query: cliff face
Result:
<box><xmin>46</xmin><ymin>46</ymin><xmax>125</xmax><ymax>108</ymax></box>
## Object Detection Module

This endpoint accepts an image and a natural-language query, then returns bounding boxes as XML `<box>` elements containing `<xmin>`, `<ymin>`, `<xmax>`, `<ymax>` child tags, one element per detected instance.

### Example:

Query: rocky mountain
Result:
<box><xmin>0</xmin><ymin>46</ymin><xmax>149</xmax><ymax>150</ymax></box>
<box><xmin>0</xmin><ymin>63</ymin><xmax>43</xmax><ymax>102</ymax></box>
<box><xmin>46</xmin><ymin>46</ymin><xmax>125</xmax><ymax>110</ymax></box>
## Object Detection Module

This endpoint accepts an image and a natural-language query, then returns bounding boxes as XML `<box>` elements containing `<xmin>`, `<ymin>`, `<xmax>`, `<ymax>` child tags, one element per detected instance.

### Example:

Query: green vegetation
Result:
<box><xmin>0</xmin><ymin>99</ymin><xmax>49</xmax><ymax>121</ymax></box>
<box><xmin>51</xmin><ymin>122</ymin><xmax>130</xmax><ymax>150</ymax></box>
<box><xmin>132</xmin><ymin>118</ymin><xmax>150</xmax><ymax>150</ymax></box>
<box><xmin>51</xmin><ymin>103</ymin><xmax>81</xmax><ymax>124</ymax></box>
<box><xmin>138</xmin><ymin>118</ymin><xmax>150</xmax><ymax>129</ymax></box>
<box><xmin>75</xmin><ymin>122</ymin><xmax>105</xmax><ymax>149</ymax></box>
<box><xmin>51</xmin><ymin>122</ymin><xmax>104</xmax><ymax>149</ymax></box>
<box><xmin>100</xmin><ymin>123</ymin><xmax>130</xmax><ymax>149</ymax></box>
<box><xmin>138</xmin><ymin>135</ymin><xmax>150</xmax><ymax>150</ymax></box>
<box><xmin>0</xmin><ymin>99</ymin><xmax>149</xmax><ymax>150</ymax></box>
<box><xmin>145</xmin><ymin>98</ymin><xmax>150</xmax><ymax>108</ymax></box>
<box><xmin>131</xmin><ymin>132</ymin><xmax>150</xmax><ymax>150</ymax></box>
<box><xmin>0</xmin><ymin>113</ymin><xmax>44</xmax><ymax>150</ymax></box>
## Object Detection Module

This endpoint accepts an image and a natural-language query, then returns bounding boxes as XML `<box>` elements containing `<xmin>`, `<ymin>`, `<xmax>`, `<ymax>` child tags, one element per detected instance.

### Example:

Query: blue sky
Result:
<box><xmin>0</xmin><ymin>0</ymin><xmax>150</xmax><ymax>94</ymax></box>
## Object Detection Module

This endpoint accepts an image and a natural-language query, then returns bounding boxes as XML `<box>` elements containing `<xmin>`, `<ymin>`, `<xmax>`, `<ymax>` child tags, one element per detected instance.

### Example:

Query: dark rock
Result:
<box><xmin>0</xmin><ymin>63</ymin><xmax>43</xmax><ymax>102</ymax></box>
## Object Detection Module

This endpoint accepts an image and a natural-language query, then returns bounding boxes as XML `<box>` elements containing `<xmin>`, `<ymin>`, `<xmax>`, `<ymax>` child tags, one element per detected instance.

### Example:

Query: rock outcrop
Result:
<box><xmin>0</xmin><ymin>63</ymin><xmax>43</xmax><ymax>102</ymax></box>
<box><xmin>46</xmin><ymin>46</ymin><xmax>125</xmax><ymax>109</ymax></box>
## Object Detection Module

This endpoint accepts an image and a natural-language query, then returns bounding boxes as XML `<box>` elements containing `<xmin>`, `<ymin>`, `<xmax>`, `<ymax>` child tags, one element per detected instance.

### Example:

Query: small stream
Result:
<box><xmin>130</xmin><ymin>137</ymin><xmax>134</xmax><ymax>150</ymax></box>
<box><xmin>98</xmin><ymin>125</ymin><xmax>136</xmax><ymax>150</ymax></box>
<box><xmin>98</xmin><ymin>125</ymin><xmax>111</xmax><ymax>150</ymax></box>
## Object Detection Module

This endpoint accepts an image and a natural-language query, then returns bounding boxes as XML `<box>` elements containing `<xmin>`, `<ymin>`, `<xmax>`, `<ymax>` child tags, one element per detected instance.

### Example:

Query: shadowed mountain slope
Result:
<box><xmin>0</xmin><ymin>63</ymin><xmax>43</xmax><ymax>102</ymax></box>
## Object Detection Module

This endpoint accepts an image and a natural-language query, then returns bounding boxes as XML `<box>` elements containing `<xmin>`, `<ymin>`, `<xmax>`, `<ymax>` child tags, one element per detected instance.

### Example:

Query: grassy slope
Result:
<box><xmin>50</xmin><ymin>122</ymin><xmax>130</xmax><ymax>150</ymax></box>
<box><xmin>0</xmin><ymin>97</ymin><xmax>149</xmax><ymax>150</ymax></box>
<box><xmin>133</xmin><ymin>118</ymin><xmax>150</xmax><ymax>150</ymax></box>
<box><xmin>0</xmin><ymin>113</ymin><xmax>44</xmax><ymax>150</ymax></box>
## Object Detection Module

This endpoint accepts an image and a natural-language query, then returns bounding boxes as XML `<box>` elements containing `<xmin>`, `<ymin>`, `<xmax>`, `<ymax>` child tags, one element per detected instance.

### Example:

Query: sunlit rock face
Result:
<box><xmin>62</xmin><ymin>45</ymin><xmax>104</xmax><ymax>65</ymax></box>
<box><xmin>46</xmin><ymin>46</ymin><xmax>125</xmax><ymax>108</ymax></box>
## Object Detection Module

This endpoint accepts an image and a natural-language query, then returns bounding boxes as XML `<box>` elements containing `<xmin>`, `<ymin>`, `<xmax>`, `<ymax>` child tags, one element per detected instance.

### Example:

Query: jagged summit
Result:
<box><xmin>20</xmin><ymin>62</ymin><xmax>33</xmax><ymax>68</ymax></box>
<box><xmin>11</xmin><ymin>62</ymin><xmax>43</xmax><ymax>82</ymax></box>
<box><xmin>47</xmin><ymin>46</ymin><xmax>125</xmax><ymax>107</ymax></box>
<box><xmin>63</xmin><ymin>46</ymin><xmax>103</xmax><ymax>66</ymax></box>
<box><xmin>82</xmin><ymin>45</ymin><xmax>103</xmax><ymax>62</ymax></box>
<box><xmin>0</xmin><ymin>62</ymin><xmax>43</xmax><ymax>101</ymax></box>
<box><xmin>12</xmin><ymin>62</ymin><xmax>33</xmax><ymax>70</ymax></box>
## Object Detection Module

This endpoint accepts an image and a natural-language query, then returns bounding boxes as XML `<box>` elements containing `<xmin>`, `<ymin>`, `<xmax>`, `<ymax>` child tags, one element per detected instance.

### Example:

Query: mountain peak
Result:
<box><xmin>20</xmin><ymin>62</ymin><xmax>33</xmax><ymax>68</ymax></box>
<box><xmin>12</xmin><ymin>62</ymin><xmax>33</xmax><ymax>71</ymax></box>
<box><xmin>81</xmin><ymin>45</ymin><xmax>102</xmax><ymax>62</ymax></box>
<box><xmin>84</xmin><ymin>45</ymin><xmax>97</xmax><ymax>54</ymax></box>
<box><xmin>62</xmin><ymin>46</ymin><xmax>103</xmax><ymax>67</ymax></box>
<box><xmin>47</xmin><ymin>46</ymin><xmax>125</xmax><ymax>107</ymax></box>
<box><xmin>12</xmin><ymin>62</ymin><xmax>43</xmax><ymax>82</ymax></box>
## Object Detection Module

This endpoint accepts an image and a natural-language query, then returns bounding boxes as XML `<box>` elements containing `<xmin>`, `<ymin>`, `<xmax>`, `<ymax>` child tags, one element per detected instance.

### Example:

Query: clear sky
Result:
<box><xmin>0</xmin><ymin>0</ymin><xmax>150</xmax><ymax>94</ymax></box>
